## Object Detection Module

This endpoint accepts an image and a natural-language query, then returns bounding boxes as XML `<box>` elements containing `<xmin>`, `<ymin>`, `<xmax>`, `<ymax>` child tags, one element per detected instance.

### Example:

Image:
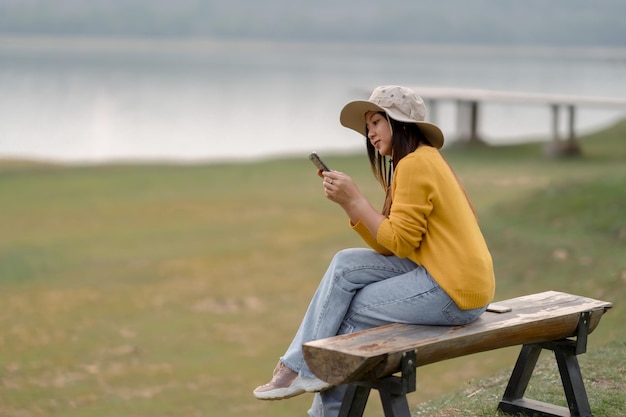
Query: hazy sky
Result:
<box><xmin>1</xmin><ymin>0</ymin><xmax>625</xmax><ymax>47</ymax></box>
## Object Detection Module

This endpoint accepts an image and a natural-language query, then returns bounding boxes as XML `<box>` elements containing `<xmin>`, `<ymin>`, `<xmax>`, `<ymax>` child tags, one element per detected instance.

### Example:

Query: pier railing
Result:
<box><xmin>412</xmin><ymin>86</ymin><xmax>626</xmax><ymax>156</ymax></box>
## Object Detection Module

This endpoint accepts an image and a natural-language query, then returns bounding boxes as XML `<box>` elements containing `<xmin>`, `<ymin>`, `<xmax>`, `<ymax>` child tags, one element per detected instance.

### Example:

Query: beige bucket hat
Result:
<box><xmin>340</xmin><ymin>85</ymin><xmax>444</xmax><ymax>149</ymax></box>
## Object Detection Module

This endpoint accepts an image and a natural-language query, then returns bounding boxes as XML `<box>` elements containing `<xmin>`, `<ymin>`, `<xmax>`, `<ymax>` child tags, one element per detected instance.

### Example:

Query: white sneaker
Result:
<box><xmin>253</xmin><ymin>361</ymin><xmax>332</xmax><ymax>400</ymax></box>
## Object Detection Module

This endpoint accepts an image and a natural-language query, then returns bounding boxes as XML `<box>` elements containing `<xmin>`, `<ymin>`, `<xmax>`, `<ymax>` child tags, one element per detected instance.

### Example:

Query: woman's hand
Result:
<box><xmin>321</xmin><ymin>170</ymin><xmax>362</xmax><ymax>207</ymax></box>
<box><xmin>320</xmin><ymin>170</ymin><xmax>385</xmax><ymax>235</ymax></box>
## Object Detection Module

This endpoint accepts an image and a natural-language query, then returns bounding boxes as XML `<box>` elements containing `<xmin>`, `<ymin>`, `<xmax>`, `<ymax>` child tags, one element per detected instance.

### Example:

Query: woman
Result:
<box><xmin>253</xmin><ymin>85</ymin><xmax>495</xmax><ymax>416</ymax></box>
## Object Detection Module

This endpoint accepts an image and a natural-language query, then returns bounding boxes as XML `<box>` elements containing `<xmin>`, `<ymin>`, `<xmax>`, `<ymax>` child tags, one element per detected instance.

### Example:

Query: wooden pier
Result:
<box><xmin>412</xmin><ymin>86</ymin><xmax>626</xmax><ymax>156</ymax></box>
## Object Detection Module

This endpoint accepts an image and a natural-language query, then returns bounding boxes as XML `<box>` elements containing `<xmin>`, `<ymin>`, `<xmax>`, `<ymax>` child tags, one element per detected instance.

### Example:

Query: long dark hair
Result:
<box><xmin>366</xmin><ymin>113</ymin><xmax>433</xmax><ymax>216</ymax></box>
<box><xmin>365</xmin><ymin>112</ymin><xmax>476</xmax><ymax>218</ymax></box>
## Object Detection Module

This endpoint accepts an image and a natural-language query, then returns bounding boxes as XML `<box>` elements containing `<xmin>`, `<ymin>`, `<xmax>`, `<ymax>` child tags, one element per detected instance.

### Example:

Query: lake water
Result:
<box><xmin>1</xmin><ymin>37</ymin><xmax>626</xmax><ymax>163</ymax></box>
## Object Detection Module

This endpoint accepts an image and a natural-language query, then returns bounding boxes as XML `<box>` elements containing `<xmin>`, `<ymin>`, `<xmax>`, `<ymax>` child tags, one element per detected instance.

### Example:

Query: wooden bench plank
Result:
<box><xmin>302</xmin><ymin>291</ymin><xmax>612</xmax><ymax>386</ymax></box>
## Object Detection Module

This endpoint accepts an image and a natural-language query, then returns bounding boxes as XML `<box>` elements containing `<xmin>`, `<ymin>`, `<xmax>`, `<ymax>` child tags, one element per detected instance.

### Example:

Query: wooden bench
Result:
<box><xmin>302</xmin><ymin>291</ymin><xmax>612</xmax><ymax>417</ymax></box>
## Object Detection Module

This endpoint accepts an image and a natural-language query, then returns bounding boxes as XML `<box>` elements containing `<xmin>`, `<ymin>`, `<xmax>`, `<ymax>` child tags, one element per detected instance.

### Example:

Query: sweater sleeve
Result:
<box><xmin>376</xmin><ymin>155</ymin><xmax>434</xmax><ymax>258</ymax></box>
<box><xmin>351</xmin><ymin>219</ymin><xmax>394</xmax><ymax>255</ymax></box>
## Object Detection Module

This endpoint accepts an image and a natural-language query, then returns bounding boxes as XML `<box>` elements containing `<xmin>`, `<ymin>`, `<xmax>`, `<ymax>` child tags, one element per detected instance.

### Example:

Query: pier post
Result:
<box><xmin>565</xmin><ymin>104</ymin><xmax>581</xmax><ymax>155</ymax></box>
<box><xmin>544</xmin><ymin>104</ymin><xmax>581</xmax><ymax>157</ymax></box>
<box><xmin>456</xmin><ymin>100</ymin><xmax>482</xmax><ymax>144</ymax></box>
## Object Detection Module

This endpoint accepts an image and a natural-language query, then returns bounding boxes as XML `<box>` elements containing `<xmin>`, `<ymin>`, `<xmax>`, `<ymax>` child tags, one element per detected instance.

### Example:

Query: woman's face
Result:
<box><xmin>365</xmin><ymin>111</ymin><xmax>392</xmax><ymax>156</ymax></box>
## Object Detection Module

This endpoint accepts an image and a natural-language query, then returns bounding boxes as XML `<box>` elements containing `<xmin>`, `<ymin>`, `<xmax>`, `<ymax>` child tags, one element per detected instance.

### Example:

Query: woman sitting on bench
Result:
<box><xmin>253</xmin><ymin>85</ymin><xmax>496</xmax><ymax>417</ymax></box>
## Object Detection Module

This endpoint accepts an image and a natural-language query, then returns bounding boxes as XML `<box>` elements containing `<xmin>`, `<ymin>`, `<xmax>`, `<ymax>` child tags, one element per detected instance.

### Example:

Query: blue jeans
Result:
<box><xmin>279</xmin><ymin>248</ymin><xmax>487</xmax><ymax>417</ymax></box>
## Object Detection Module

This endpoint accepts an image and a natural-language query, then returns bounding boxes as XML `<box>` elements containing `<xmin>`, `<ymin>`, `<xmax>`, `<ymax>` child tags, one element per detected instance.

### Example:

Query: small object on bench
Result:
<box><xmin>302</xmin><ymin>291</ymin><xmax>612</xmax><ymax>417</ymax></box>
<box><xmin>486</xmin><ymin>303</ymin><xmax>512</xmax><ymax>313</ymax></box>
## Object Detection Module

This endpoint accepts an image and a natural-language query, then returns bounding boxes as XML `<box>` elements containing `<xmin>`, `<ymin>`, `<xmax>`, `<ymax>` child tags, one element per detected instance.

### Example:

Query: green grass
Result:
<box><xmin>0</xmin><ymin>119</ymin><xmax>625</xmax><ymax>417</ymax></box>
<box><xmin>414</xmin><ymin>339</ymin><xmax>626</xmax><ymax>416</ymax></box>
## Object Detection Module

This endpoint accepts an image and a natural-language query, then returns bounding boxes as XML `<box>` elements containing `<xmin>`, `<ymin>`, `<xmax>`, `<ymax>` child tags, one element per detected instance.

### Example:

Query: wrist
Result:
<box><xmin>341</xmin><ymin>196</ymin><xmax>368</xmax><ymax>216</ymax></box>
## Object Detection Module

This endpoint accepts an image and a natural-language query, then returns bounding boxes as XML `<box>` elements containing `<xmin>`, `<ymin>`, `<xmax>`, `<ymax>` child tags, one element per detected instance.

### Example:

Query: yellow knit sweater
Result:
<box><xmin>352</xmin><ymin>146</ymin><xmax>495</xmax><ymax>310</ymax></box>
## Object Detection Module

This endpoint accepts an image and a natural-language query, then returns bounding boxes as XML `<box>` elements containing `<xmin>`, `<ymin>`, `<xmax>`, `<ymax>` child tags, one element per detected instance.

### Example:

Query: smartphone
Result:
<box><xmin>487</xmin><ymin>304</ymin><xmax>512</xmax><ymax>314</ymax></box>
<box><xmin>309</xmin><ymin>152</ymin><xmax>331</xmax><ymax>172</ymax></box>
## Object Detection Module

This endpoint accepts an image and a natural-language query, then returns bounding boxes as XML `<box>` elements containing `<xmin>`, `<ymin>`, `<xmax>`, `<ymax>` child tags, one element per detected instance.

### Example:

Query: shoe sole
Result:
<box><xmin>253</xmin><ymin>379</ymin><xmax>332</xmax><ymax>401</ymax></box>
<box><xmin>253</xmin><ymin>386</ymin><xmax>305</xmax><ymax>401</ymax></box>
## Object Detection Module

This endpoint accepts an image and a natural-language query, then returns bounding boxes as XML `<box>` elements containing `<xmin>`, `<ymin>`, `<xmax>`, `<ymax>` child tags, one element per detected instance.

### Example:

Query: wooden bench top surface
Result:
<box><xmin>303</xmin><ymin>291</ymin><xmax>612</xmax><ymax>385</ymax></box>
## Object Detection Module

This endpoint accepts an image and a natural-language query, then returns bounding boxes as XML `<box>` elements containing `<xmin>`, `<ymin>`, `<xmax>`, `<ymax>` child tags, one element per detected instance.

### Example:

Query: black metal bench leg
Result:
<box><xmin>338</xmin><ymin>378</ymin><xmax>413</xmax><ymax>417</ymax></box>
<box><xmin>338</xmin><ymin>384</ymin><xmax>370</xmax><ymax>417</ymax></box>
<box><xmin>338</xmin><ymin>350</ymin><xmax>417</xmax><ymax>417</ymax></box>
<box><xmin>378</xmin><ymin>386</ymin><xmax>412</xmax><ymax>417</ymax></box>
<box><xmin>498</xmin><ymin>340</ymin><xmax>594</xmax><ymax>417</ymax></box>
<box><xmin>501</xmin><ymin>343</ymin><xmax>543</xmax><ymax>403</ymax></box>
<box><xmin>554</xmin><ymin>346</ymin><xmax>593</xmax><ymax>417</ymax></box>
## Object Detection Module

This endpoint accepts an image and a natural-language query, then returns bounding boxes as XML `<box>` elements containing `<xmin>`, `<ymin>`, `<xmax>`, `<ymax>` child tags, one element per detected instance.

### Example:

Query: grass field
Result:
<box><xmin>1</xmin><ymin>119</ymin><xmax>625</xmax><ymax>417</ymax></box>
